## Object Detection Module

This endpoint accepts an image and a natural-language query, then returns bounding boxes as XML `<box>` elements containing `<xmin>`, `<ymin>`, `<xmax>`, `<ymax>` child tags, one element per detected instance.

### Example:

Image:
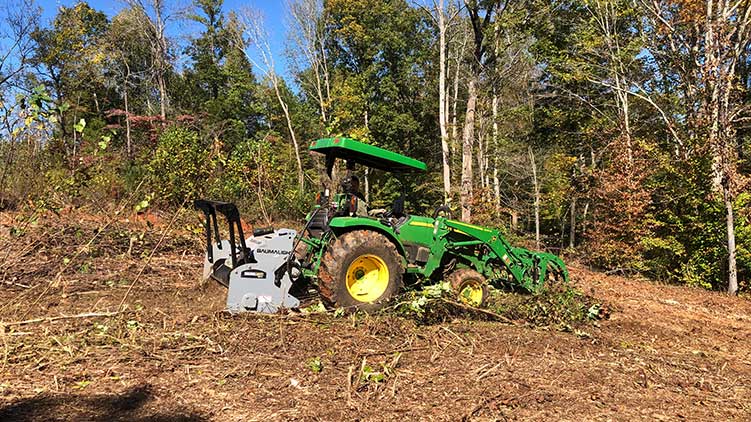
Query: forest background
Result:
<box><xmin>0</xmin><ymin>0</ymin><xmax>749</xmax><ymax>294</ymax></box>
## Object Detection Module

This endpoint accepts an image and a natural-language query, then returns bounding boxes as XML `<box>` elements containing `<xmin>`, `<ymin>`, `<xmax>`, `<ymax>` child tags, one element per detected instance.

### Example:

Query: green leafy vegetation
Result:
<box><xmin>393</xmin><ymin>281</ymin><xmax>605</xmax><ymax>329</ymax></box>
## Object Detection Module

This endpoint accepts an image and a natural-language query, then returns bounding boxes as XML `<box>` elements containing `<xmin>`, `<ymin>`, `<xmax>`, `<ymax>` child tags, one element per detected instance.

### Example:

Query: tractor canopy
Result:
<box><xmin>309</xmin><ymin>137</ymin><xmax>427</xmax><ymax>176</ymax></box>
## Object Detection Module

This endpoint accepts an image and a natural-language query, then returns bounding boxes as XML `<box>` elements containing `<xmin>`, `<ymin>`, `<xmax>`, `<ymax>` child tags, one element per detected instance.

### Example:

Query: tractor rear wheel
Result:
<box><xmin>447</xmin><ymin>269</ymin><xmax>489</xmax><ymax>307</ymax></box>
<box><xmin>319</xmin><ymin>230</ymin><xmax>404</xmax><ymax>311</ymax></box>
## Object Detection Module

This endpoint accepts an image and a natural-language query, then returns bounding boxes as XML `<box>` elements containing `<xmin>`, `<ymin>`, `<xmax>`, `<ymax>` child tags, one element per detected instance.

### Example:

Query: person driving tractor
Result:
<box><xmin>344</xmin><ymin>175</ymin><xmax>368</xmax><ymax>216</ymax></box>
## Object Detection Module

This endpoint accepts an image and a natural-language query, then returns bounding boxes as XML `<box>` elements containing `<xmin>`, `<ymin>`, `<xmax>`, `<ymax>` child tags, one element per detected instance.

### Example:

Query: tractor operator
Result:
<box><xmin>348</xmin><ymin>175</ymin><xmax>368</xmax><ymax>216</ymax></box>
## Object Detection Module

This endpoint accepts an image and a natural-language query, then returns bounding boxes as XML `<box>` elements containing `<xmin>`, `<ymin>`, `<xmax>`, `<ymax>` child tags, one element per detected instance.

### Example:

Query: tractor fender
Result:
<box><xmin>327</xmin><ymin>217</ymin><xmax>408</xmax><ymax>259</ymax></box>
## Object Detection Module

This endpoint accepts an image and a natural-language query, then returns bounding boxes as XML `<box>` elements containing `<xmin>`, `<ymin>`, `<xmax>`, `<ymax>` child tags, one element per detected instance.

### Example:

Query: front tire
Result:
<box><xmin>447</xmin><ymin>268</ymin><xmax>489</xmax><ymax>307</ymax></box>
<box><xmin>319</xmin><ymin>230</ymin><xmax>404</xmax><ymax>312</ymax></box>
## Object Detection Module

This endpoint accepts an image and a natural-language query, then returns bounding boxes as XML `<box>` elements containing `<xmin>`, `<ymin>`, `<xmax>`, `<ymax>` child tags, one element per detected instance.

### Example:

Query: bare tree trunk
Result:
<box><xmin>492</xmin><ymin>90</ymin><xmax>500</xmax><ymax>210</ymax></box>
<box><xmin>123</xmin><ymin>59</ymin><xmax>132</xmax><ymax>159</ymax></box>
<box><xmin>582</xmin><ymin>201</ymin><xmax>590</xmax><ymax>238</ymax></box>
<box><xmin>240</xmin><ymin>8</ymin><xmax>304</xmax><ymax>192</ymax></box>
<box><xmin>477</xmin><ymin>112</ymin><xmax>486</xmax><ymax>189</ymax></box>
<box><xmin>450</xmin><ymin>26</ymin><xmax>468</xmax><ymax>151</ymax></box>
<box><xmin>153</xmin><ymin>1</ymin><xmax>168</xmax><ymax>119</ymax></box>
<box><xmin>726</xmin><ymin>193</ymin><xmax>738</xmax><ymax>294</ymax></box>
<box><xmin>461</xmin><ymin>77</ymin><xmax>477</xmax><ymax>222</ymax></box>
<box><xmin>124</xmin><ymin>82</ymin><xmax>131</xmax><ymax>158</ymax></box>
<box><xmin>274</xmin><ymin>82</ymin><xmax>304</xmax><ymax>192</ymax></box>
<box><xmin>437</xmin><ymin>0</ymin><xmax>451</xmax><ymax>203</ymax></box>
<box><xmin>569</xmin><ymin>196</ymin><xmax>576</xmax><ymax>248</ymax></box>
<box><xmin>157</xmin><ymin>73</ymin><xmax>167</xmax><ymax>119</ymax></box>
<box><xmin>529</xmin><ymin>146</ymin><xmax>540</xmax><ymax>250</ymax></box>
<box><xmin>364</xmin><ymin>109</ymin><xmax>369</xmax><ymax>202</ymax></box>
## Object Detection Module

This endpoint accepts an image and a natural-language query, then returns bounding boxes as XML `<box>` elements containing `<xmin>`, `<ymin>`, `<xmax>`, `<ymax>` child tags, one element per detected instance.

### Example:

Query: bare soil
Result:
<box><xmin>1</xmin><ymin>209</ymin><xmax>750</xmax><ymax>421</ymax></box>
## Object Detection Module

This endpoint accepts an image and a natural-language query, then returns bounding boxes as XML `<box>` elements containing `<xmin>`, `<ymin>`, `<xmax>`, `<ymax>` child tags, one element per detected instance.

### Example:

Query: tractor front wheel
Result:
<box><xmin>319</xmin><ymin>230</ymin><xmax>404</xmax><ymax>312</ymax></box>
<box><xmin>447</xmin><ymin>268</ymin><xmax>489</xmax><ymax>307</ymax></box>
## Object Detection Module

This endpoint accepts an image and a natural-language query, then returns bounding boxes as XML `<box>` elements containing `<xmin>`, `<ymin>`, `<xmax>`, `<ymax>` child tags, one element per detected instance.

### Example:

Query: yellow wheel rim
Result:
<box><xmin>346</xmin><ymin>254</ymin><xmax>390</xmax><ymax>303</ymax></box>
<box><xmin>459</xmin><ymin>281</ymin><xmax>485</xmax><ymax>306</ymax></box>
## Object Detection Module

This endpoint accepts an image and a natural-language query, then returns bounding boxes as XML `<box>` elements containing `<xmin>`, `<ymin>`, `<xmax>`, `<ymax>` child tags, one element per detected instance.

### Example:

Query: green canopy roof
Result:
<box><xmin>309</xmin><ymin>137</ymin><xmax>427</xmax><ymax>173</ymax></box>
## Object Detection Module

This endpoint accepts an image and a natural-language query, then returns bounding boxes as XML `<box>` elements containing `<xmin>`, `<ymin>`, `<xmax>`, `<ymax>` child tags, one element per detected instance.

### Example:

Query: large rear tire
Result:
<box><xmin>319</xmin><ymin>230</ymin><xmax>404</xmax><ymax>312</ymax></box>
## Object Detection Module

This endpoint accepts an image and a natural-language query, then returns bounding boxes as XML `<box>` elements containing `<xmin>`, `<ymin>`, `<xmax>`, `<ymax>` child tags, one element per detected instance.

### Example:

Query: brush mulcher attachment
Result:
<box><xmin>194</xmin><ymin>200</ymin><xmax>300</xmax><ymax>313</ymax></box>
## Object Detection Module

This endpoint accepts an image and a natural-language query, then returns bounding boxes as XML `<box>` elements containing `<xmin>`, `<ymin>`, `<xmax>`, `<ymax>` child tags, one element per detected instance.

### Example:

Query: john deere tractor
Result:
<box><xmin>195</xmin><ymin>137</ymin><xmax>568</xmax><ymax>313</ymax></box>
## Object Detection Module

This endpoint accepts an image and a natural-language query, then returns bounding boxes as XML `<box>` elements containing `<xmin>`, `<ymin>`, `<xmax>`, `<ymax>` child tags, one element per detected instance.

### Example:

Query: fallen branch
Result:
<box><xmin>1</xmin><ymin>280</ymin><xmax>31</xmax><ymax>289</ymax></box>
<box><xmin>1</xmin><ymin>311</ymin><xmax>119</xmax><ymax>328</ymax></box>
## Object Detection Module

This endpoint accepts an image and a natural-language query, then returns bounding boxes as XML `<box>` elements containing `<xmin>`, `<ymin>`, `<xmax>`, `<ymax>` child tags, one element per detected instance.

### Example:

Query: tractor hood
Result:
<box><xmin>309</xmin><ymin>137</ymin><xmax>427</xmax><ymax>176</ymax></box>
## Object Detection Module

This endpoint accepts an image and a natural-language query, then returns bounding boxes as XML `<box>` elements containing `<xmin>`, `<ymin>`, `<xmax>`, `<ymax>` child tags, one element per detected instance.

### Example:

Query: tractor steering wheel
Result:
<box><xmin>433</xmin><ymin>204</ymin><xmax>452</xmax><ymax>219</ymax></box>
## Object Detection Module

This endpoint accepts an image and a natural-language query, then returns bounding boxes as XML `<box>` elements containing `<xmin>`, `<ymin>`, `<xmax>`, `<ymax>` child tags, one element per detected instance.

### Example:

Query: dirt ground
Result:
<box><xmin>1</xmin><ymin>209</ymin><xmax>750</xmax><ymax>421</ymax></box>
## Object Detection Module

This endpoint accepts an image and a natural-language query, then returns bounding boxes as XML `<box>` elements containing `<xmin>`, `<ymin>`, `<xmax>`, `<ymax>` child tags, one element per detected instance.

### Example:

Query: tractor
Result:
<box><xmin>195</xmin><ymin>137</ymin><xmax>568</xmax><ymax>313</ymax></box>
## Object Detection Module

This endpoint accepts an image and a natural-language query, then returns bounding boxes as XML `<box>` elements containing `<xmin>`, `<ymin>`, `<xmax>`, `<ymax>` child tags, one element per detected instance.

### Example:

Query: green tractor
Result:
<box><xmin>195</xmin><ymin>137</ymin><xmax>568</xmax><ymax>313</ymax></box>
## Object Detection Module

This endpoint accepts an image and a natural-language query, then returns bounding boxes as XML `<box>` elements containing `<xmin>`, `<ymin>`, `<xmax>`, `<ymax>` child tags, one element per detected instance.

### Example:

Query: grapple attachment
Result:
<box><xmin>194</xmin><ymin>200</ymin><xmax>300</xmax><ymax>313</ymax></box>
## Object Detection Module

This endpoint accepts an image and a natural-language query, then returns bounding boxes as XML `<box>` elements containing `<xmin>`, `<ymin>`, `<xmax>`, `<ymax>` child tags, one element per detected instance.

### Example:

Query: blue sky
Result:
<box><xmin>35</xmin><ymin>0</ymin><xmax>291</xmax><ymax>77</ymax></box>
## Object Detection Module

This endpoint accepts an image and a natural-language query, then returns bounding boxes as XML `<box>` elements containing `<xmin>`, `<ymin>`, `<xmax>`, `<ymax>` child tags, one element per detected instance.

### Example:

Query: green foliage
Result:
<box><xmin>148</xmin><ymin>126</ymin><xmax>213</xmax><ymax>204</ymax></box>
<box><xmin>307</xmin><ymin>357</ymin><xmax>323</xmax><ymax>373</ymax></box>
<box><xmin>488</xmin><ymin>283</ymin><xmax>605</xmax><ymax>328</ymax></box>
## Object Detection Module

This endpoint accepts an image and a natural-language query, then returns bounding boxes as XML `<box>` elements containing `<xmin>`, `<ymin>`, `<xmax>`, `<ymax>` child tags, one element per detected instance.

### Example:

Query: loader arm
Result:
<box><xmin>442</xmin><ymin>219</ymin><xmax>569</xmax><ymax>291</ymax></box>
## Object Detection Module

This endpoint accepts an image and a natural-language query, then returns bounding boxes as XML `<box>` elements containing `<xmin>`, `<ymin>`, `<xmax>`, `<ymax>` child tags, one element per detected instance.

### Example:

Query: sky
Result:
<box><xmin>34</xmin><ymin>0</ymin><xmax>292</xmax><ymax>77</ymax></box>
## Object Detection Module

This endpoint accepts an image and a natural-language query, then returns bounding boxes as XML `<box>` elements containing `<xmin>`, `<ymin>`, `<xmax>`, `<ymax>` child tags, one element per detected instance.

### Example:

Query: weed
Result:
<box><xmin>307</xmin><ymin>357</ymin><xmax>323</xmax><ymax>373</ymax></box>
<box><xmin>73</xmin><ymin>380</ymin><xmax>91</xmax><ymax>390</ymax></box>
<box><xmin>360</xmin><ymin>365</ymin><xmax>384</xmax><ymax>383</ymax></box>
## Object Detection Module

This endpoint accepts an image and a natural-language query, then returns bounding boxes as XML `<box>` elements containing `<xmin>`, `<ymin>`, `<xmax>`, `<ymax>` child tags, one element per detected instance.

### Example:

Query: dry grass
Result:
<box><xmin>1</xmin><ymin>209</ymin><xmax>750</xmax><ymax>421</ymax></box>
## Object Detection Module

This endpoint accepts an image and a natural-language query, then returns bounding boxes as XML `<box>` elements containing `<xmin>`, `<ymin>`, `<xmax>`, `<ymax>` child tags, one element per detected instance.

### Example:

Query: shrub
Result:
<box><xmin>148</xmin><ymin>126</ymin><xmax>213</xmax><ymax>204</ymax></box>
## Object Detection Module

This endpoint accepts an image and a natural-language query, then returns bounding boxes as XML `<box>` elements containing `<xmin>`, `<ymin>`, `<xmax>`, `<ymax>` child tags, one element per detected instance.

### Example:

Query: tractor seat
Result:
<box><xmin>390</xmin><ymin>196</ymin><xmax>405</xmax><ymax>218</ymax></box>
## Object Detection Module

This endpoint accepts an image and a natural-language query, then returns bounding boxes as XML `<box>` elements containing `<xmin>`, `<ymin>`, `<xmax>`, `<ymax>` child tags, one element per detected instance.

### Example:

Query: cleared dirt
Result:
<box><xmin>1</xmin><ymin>209</ymin><xmax>750</xmax><ymax>421</ymax></box>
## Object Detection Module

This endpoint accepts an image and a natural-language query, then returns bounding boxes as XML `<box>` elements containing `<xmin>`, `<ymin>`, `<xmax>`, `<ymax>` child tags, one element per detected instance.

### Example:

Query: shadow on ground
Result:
<box><xmin>0</xmin><ymin>384</ymin><xmax>206</xmax><ymax>422</ymax></box>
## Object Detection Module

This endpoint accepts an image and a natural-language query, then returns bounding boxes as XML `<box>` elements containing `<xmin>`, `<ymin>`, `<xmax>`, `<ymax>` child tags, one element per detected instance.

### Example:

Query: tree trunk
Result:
<box><xmin>157</xmin><ymin>72</ymin><xmax>167</xmax><ymax>119</ymax></box>
<box><xmin>123</xmin><ymin>59</ymin><xmax>132</xmax><ymax>159</ymax></box>
<box><xmin>437</xmin><ymin>0</ymin><xmax>451</xmax><ymax>203</ymax></box>
<box><xmin>529</xmin><ymin>146</ymin><xmax>540</xmax><ymax>250</ymax></box>
<box><xmin>364</xmin><ymin>108</ymin><xmax>369</xmax><ymax>201</ymax></box>
<box><xmin>726</xmin><ymin>192</ymin><xmax>738</xmax><ymax>294</ymax></box>
<box><xmin>450</xmin><ymin>26</ymin><xmax>467</xmax><ymax>152</ymax></box>
<box><xmin>273</xmin><ymin>82</ymin><xmax>304</xmax><ymax>192</ymax></box>
<box><xmin>154</xmin><ymin>2</ymin><xmax>168</xmax><ymax>120</ymax></box>
<box><xmin>492</xmin><ymin>90</ymin><xmax>500</xmax><ymax>210</ymax></box>
<box><xmin>461</xmin><ymin>77</ymin><xmax>477</xmax><ymax>222</ymax></box>
<box><xmin>569</xmin><ymin>196</ymin><xmax>576</xmax><ymax>249</ymax></box>
<box><xmin>124</xmin><ymin>83</ymin><xmax>131</xmax><ymax>159</ymax></box>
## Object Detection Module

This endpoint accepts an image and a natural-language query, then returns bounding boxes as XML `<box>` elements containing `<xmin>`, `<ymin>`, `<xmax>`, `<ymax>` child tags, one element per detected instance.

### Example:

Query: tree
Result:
<box><xmin>460</xmin><ymin>0</ymin><xmax>497</xmax><ymax>222</ymax></box>
<box><xmin>637</xmin><ymin>0</ymin><xmax>751</xmax><ymax>294</ymax></box>
<box><xmin>238</xmin><ymin>8</ymin><xmax>304</xmax><ymax>192</ymax></box>
<box><xmin>178</xmin><ymin>2</ymin><xmax>262</xmax><ymax>147</ymax></box>
<box><xmin>107</xmin><ymin>7</ymin><xmax>155</xmax><ymax>158</ymax></box>
<box><xmin>30</xmin><ymin>2</ymin><xmax>109</xmax><ymax>156</ymax></box>
<box><xmin>423</xmin><ymin>0</ymin><xmax>461</xmax><ymax>204</ymax></box>
<box><xmin>324</xmin><ymin>0</ymin><xmax>436</xmax><ymax>205</ymax></box>
<box><xmin>123</xmin><ymin>0</ymin><xmax>174</xmax><ymax>119</ymax></box>
<box><xmin>0</xmin><ymin>0</ymin><xmax>40</xmax><ymax>91</ymax></box>
<box><xmin>287</xmin><ymin>0</ymin><xmax>331</xmax><ymax>128</ymax></box>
